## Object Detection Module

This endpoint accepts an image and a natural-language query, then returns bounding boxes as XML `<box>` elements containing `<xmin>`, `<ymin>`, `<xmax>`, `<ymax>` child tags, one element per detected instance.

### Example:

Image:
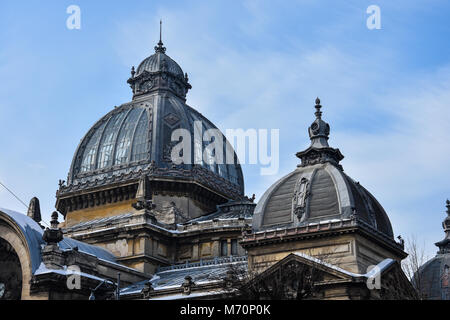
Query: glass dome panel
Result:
<box><xmin>130</xmin><ymin>111</ymin><xmax>149</xmax><ymax>162</ymax></box>
<box><xmin>80</xmin><ymin>121</ymin><xmax>107</xmax><ymax>173</ymax></box>
<box><xmin>115</xmin><ymin>108</ymin><xmax>143</xmax><ymax>165</ymax></box>
<box><xmin>97</xmin><ymin>111</ymin><xmax>127</xmax><ymax>169</ymax></box>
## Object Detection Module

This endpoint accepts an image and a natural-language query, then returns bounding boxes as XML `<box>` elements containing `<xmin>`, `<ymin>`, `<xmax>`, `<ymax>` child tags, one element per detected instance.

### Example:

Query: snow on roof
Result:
<box><xmin>0</xmin><ymin>207</ymin><xmax>117</xmax><ymax>272</ymax></box>
<box><xmin>120</xmin><ymin>258</ymin><xmax>248</xmax><ymax>296</ymax></box>
<box><xmin>34</xmin><ymin>262</ymin><xmax>114</xmax><ymax>284</ymax></box>
<box><xmin>0</xmin><ymin>207</ymin><xmax>47</xmax><ymax>273</ymax></box>
<box><xmin>293</xmin><ymin>252</ymin><xmax>395</xmax><ymax>278</ymax></box>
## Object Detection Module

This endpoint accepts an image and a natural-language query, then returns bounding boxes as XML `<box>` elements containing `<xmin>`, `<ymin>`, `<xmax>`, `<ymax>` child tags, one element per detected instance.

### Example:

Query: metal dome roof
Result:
<box><xmin>252</xmin><ymin>163</ymin><xmax>394</xmax><ymax>237</ymax></box>
<box><xmin>61</xmin><ymin>40</ymin><xmax>244</xmax><ymax>204</ymax></box>
<box><xmin>252</xmin><ymin>98</ymin><xmax>394</xmax><ymax>239</ymax></box>
<box><xmin>136</xmin><ymin>50</ymin><xmax>184</xmax><ymax>79</ymax></box>
<box><xmin>67</xmin><ymin>97</ymin><xmax>244</xmax><ymax>195</ymax></box>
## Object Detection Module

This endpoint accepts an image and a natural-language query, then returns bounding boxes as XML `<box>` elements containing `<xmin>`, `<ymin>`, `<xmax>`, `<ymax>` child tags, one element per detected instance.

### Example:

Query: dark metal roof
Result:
<box><xmin>61</xmin><ymin>43</ymin><xmax>244</xmax><ymax>200</ymax></box>
<box><xmin>136</xmin><ymin>51</ymin><xmax>184</xmax><ymax>78</ymax></box>
<box><xmin>417</xmin><ymin>253</ymin><xmax>450</xmax><ymax>299</ymax></box>
<box><xmin>120</xmin><ymin>256</ymin><xmax>247</xmax><ymax>296</ymax></box>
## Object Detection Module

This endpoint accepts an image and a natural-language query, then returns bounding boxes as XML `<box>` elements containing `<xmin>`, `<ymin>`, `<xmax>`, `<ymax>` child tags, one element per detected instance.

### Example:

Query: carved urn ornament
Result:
<box><xmin>42</xmin><ymin>211</ymin><xmax>63</xmax><ymax>245</ymax></box>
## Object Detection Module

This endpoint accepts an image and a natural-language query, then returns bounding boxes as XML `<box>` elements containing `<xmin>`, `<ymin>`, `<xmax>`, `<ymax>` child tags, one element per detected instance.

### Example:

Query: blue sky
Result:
<box><xmin>0</xmin><ymin>0</ymin><xmax>449</xmax><ymax>259</ymax></box>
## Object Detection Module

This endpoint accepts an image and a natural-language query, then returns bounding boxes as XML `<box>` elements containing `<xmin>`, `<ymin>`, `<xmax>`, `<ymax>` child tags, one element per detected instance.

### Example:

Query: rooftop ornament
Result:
<box><xmin>435</xmin><ymin>199</ymin><xmax>450</xmax><ymax>254</ymax></box>
<box><xmin>154</xmin><ymin>19</ymin><xmax>166</xmax><ymax>54</ymax></box>
<box><xmin>42</xmin><ymin>211</ymin><xmax>63</xmax><ymax>245</ymax></box>
<box><xmin>27</xmin><ymin>197</ymin><xmax>42</xmax><ymax>224</ymax></box>
<box><xmin>296</xmin><ymin>98</ymin><xmax>344</xmax><ymax>169</ymax></box>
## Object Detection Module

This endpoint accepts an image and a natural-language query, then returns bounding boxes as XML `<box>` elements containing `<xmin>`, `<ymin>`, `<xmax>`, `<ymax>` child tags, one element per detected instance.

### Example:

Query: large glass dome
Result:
<box><xmin>61</xmin><ymin>40</ymin><xmax>244</xmax><ymax>203</ymax></box>
<box><xmin>70</xmin><ymin>101</ymin><xmax>243</xmax><ymax>189</ymax></box>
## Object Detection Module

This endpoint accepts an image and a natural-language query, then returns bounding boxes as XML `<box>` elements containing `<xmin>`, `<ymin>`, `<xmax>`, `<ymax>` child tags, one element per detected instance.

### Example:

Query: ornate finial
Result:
<box><xmin>296</xmin><ymin>97</ymin><xmax>344</xmax><ymax>169</ymax></box>
<box><xmin>131</xmin><ymin>66</ymin><xmax>135</xmax><ymax>78</ymax></box>
<box><xmin>50</xmin><ymin>211</ymin><xmax>59</xmax><ymax>229</ymax></box>
<box><xmin>155</xmin><ymin>20</ymin><xmax>166</xmax><ymax>53</ymax></box>
<box><xmin>446</xmin><ymin>199</ymin><xmax>450</xmax><ymax>214</ymax></box>
<box><xmin>315</xmin><ymin>97</ymin><xmax>322</xmax><ymax>119</ymax></box>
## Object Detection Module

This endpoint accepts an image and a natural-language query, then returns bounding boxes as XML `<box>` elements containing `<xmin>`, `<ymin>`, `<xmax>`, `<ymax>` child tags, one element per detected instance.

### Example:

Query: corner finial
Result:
<box><xmin>43</xmin><ymin>211</ymin><xmax>63</xmax><ymax>245</ymax></box>
<box><xmin>315</xmin><ymin>97</ymin><xmax>322</xmax><ymax>119</ymax></box>
<box><xmin>446</xmin><ymin>199</ymin><xmax>450</xmax><ymax>214</ymax></box>
<box><xmin>155</xmin><ymin>19</ymin><xmax>166</xmax><ymax>54</ymax></box>
<box><xmin>50</xmin><ymin>211</ymin><xmax>60</xmax><ymax>229</ymax></box>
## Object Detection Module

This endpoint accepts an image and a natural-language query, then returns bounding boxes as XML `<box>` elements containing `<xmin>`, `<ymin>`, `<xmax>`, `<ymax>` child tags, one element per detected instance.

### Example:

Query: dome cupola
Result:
<box><xmin>127</xmin><ymin>23</ymin><xmax>191</xmax><ymax>100</ymax></box>
<box><xmin>296</xmin><ymin>98</ymin><xmax>344</xmax><ymax>170</ymax></box>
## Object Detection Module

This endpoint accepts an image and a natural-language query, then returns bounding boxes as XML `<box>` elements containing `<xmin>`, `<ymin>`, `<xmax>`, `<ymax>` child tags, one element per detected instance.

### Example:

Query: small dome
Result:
<box><xmin>136</xmin><ymin>49</ymin><xmax>184</xmax><ymax>79</ymax></box>
<box><xmin>252</xmin><ymin>98</ymin><xmax>394</xmax><ymax>239</ymax></box>
<box><xmin>253</xmin><ymin>163</ymin><xmax>393</xmax><ymax>237</ymax></box>
<box><xmin>127</xmin><ymin>40</ymin><xmax>191</xmax><ymax>100</ymax></box>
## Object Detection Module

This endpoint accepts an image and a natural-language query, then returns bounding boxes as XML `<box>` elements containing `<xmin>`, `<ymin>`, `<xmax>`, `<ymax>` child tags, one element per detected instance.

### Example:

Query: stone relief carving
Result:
<box><xmin>292</xmin><ymin>177</ymin><xmax>310</xmax><ymax>220</ymax></box>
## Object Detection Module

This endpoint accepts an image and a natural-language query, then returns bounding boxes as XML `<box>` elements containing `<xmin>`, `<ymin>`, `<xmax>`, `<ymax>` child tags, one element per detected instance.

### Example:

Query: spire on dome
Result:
<box><xmin>296</xmin><ymin>98</ymin><xmax>344</xmax><ymax>169</ymax></box>
<box><xmin>314</xmin><ymin>97</ymin><xmax>322</xmax><ymax>119</ymax></box>
<box><xmin>308</xmin><ymin>97</ymin><xmax>330</xmax><ymax>148</ymax></box>
<box><xmin>155</xmin><ymin>20</ymin><xmax>166</xmax><ymax>54</ymax></box>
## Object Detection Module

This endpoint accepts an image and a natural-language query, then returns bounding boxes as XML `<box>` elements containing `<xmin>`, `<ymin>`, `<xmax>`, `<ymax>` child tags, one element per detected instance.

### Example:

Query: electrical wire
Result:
<box><xmin>0</xmin><ymin>179</ymin><xmax>74</xmax><ymax>249</ymax></box>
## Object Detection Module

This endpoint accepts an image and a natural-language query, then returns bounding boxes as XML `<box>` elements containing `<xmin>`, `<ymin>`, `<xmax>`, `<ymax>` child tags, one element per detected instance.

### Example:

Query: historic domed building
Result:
<box><xmin>0</xmin><ymin>32</ymin><xmax>417</xmax><ymax>300</ymax></box>
<box><xmin>415</xmin><ymin>201</ymin><xmax>450</xmax><ymax>299</ymax></box>
<box><xmin>0</xmin><ymin>35</ymin><xmax>254</xmax><ymax>300</ymax></box>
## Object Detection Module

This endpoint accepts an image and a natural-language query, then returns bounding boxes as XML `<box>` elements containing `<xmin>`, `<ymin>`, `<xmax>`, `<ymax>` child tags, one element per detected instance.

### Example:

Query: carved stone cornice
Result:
<box><xmin>57</xmin><ymin>163</ymin><xmax>244</xmax><ymax>216</ymax></box>
<box><xmin>296</xmin><ymin>146</ymin><xmax>344</xmax><ymax>170</ymax></box>
<box><xmin>241</xmin><ymin>216</ymin><xmax>406</xmax><ymax>258</ymax></box>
